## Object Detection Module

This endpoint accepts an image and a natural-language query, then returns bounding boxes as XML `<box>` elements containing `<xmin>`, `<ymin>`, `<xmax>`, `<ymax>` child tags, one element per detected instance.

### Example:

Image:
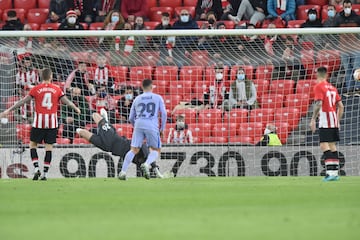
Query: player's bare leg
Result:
<box><xmin>119</xmin><ymin>147</ymin><xmax>140</xmax><ymax>180</ymax></box>
<box><xmin>40</xmin><ymin>144</ymin><xmax>53</xmax><ymax>181</ymax></box>
<box><xmin>141</xmin><ymin>147</ymin><xmax>160</xmax><ymax>180</ymax></box>
<box><xmin>321</xmin><ymin>142</ymin><xmax>340</xmax><ymax>181</ymax></box>
<box><xmin>29</xmin><ymin>141</ymin><xmax>41</xmax><ymax>180</ymax></box>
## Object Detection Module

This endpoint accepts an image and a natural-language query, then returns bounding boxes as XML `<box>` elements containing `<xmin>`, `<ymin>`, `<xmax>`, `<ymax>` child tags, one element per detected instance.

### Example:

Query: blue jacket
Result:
<box><xmin>267</xmin><ymin>0</ymin><xmax>296</xmax><ymax>21</ymax></box>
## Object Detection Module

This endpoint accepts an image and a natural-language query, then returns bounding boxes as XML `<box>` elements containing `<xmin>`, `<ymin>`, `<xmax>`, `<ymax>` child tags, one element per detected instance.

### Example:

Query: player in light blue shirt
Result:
<box><xmin>119</xmin><ymin>79</ymin><xmax>167</xmax><ymax>180</ymax></box>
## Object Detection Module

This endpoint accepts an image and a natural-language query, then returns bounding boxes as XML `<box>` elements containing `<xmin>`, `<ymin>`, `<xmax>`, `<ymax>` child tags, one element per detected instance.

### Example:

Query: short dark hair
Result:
<box><xmin>41</xmin><ymin>68</ymin><xmax>52</xmax><ymax>81</ymax></box>
<box><xmin>7</xmin><ymin>10</ymin><xmax>17</xmax><ymax>18</ymax></box>
<box><xmin>142</xmin><ymin>79</ymin><xmax>153</xmax><ymax>89</ymax></box>
<box><xmin>343</xmin><ymin>0</ymin><xmax>352</xmax><ymax>5</ymax></box>
<box><xmin>162</xmin><ymin>12</ymin><xmax>170</xmax><ymax>17</ymax></box>
<box><xmin>317</xmin><ymin>66</ymin><xmax>327</xmax><ymax>77</ymax></box>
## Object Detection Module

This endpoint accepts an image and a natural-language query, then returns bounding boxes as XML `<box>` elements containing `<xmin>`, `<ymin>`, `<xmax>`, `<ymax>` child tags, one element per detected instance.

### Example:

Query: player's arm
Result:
<box><xmin>128</xmin><ymin>101</ymin><xmax>136</xmax><ymax>126</ymax></box>
<box><xmin>0</xmin><ymin>95</ymin><xmax>32</xmax><ymax>118</ymax></box>
<box><xmin>337</xmin><ymin>100</ymin><xmax>344</xmax><ymax>126</ymax></box>
<box><xmin>159</xmin><ymin>98</ymin><xmax>167</xmax><ymax>137</ymax></box>
<box><xmin>310</xmin><ymin>100</ymin><xmax>322</xmax><ymax>133</ymax></box>
<box><xmin>60</xmin><ymin>95</ymin><xmax>81</xmax><ymax>114</ymax></box>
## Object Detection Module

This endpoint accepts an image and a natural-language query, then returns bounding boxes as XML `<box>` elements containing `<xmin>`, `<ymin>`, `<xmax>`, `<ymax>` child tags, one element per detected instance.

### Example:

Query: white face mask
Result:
<box><xmin>264</xmin><ymin>128</ymin><xmax>272</xmax><ymax>135</ymax></box>
<box><xmin>215</xmin><ymin>73</ymin><xmax>223</xmax><ymax>80</ymax></box>
<box><xmin>67</xmin><ymin>17</ymin><xmax>76</xmax><ymax>25</ymax></box>
<box><xmin>162</xmin><ymin>20</ymin><xmax>169</xmax><ymax>26</ymax></box>
<box><xmin>344</xmin><ymin>7</ymin><xmax>352</xmax><ymax>15</ymax></box>
<box><xmin>237</xmin><ymin>74</ymin><xmax>245</xmax><ymax>81</ymax></box>
<box><xmin>180</xmin><ymin>15</ymin><xmax>189</xmax><ymax>22</ymax></box>
<box><xmin>176</xmin><ymin>121</ymin><xmax>185</xmax><ymax>129</ymax></box>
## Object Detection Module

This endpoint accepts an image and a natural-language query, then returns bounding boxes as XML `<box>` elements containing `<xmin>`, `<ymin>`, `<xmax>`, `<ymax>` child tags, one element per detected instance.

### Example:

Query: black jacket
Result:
<box><xmin>2</xmin><ymin>19</ymin><xmax>24</xmax><ymax>31</ymax></box>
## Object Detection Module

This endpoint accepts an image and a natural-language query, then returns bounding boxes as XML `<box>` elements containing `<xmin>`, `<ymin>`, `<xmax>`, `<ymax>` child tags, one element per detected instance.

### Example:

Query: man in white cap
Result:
<box><xmin>58</xmin><ymin>10</ymin><xmax>85</xmax><ymax>30</ymax></box>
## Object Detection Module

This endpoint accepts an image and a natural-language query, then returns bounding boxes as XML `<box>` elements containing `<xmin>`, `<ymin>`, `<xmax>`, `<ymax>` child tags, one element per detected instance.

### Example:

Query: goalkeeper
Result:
<box><xmin>76</xmin><ymin>109</ymin><xmax>163</xmax><ymax>179</ymax></box>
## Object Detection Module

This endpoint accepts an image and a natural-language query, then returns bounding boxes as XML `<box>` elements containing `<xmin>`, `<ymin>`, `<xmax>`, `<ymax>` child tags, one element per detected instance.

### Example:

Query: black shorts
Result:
<box><xmin>319</xmin><ymin>128</ymin><xmax>340</xmax><ymax>143</ymax></box>
<box><xmin>30</xmin><ymin>128</ymin><xmax>58</xmax><ymax>144</ymax></box>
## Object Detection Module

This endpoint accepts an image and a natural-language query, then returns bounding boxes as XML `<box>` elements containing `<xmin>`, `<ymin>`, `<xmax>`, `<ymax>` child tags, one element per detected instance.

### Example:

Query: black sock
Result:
<box><xmin>30</xmin><ymin>148</ymin><xmax>39</xmax><ymax>168</ymax></box>
<box><xmin>44</xmin><ymin>151</ymin><xmax>52</xmax><ymax>173</ymax></box>
<box><xmin>324</xmin><ymin>150</ymin><xmax>332</xmax><ymax>159</ymax></box>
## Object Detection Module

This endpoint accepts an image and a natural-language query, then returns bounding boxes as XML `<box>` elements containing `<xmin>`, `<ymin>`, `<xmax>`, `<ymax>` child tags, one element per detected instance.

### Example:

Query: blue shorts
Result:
<box><xmin>131</xmin><ymin>128</ymin><xmax>161</xmax><ymax>149</ymax></box>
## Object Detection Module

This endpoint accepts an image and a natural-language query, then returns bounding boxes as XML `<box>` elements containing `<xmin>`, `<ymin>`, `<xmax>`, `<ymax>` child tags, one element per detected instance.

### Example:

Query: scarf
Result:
<box><xmin>277</xmin><ymin>0</ymin><xmax>287</xmax><ymax>11</ymax></box>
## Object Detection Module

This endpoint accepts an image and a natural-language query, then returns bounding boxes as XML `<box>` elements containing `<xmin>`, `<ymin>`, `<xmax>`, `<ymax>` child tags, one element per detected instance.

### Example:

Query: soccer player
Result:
<box><xmin>310</xmin><ymin>66</ymin><xmax>344</xmax><ymax>182</ymax></box>
<box><xmin>0</xmin><ymin>68</ymin><xmax>81</xmax><ymax>180</ymax></box>
<box><xmin>76</xmin><ymin>109</ymin><xmax>163</xmax><ymax>178</ymax></box>
<box><xmin>119</xmin><ymin>79</ymin><xmax>167</xmax><ymax>180</ymax></box>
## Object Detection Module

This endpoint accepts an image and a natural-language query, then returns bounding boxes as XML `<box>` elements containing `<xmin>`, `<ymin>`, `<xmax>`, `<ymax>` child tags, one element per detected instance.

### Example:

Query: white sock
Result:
<box><xmin>121</xmin><ymin>150</ymin><xmax>135</xmax><ymax>172</ymax></box>
<box><xmin>145</xmin><ymin>151</ymin><xmax>159</xmax><ymax>166</ymax></box>
<box><xmin>34</xmin><ymin>167</ymin><xmax>39</xmax><ymax>173</ymax></box>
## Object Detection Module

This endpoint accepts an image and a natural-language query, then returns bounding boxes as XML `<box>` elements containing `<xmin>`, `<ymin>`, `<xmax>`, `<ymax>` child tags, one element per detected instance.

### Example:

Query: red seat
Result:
<box><xmin>172</xmin><ymin>108</ymin><xmax>198</xmax><ymax>123</ymax></box>
<box><xmin>269</xmin><ymin>80</ymin><xmax>295</xmax><ymax>95</ymax></box>
<box><xmin>191</xmin><ymin>50</ymin><xmax>209</xmax><ymax>67</ymax></box>
<box><xmin>139</xmin><ymin>51</ymin><xmax>160</xmax><ymax>66</ymax></box>
<box><xmin>148</xmin><ymin>0</ymin><xmax>158</xmax><ymax>8</ymax></box>
<box><xmin>153</xmin><ymin>79</ymin><xmax>168</xmax><ymax>95</ymax></box>
<box><xmin>296</xmin><ymin>79</ymin><xmax>316</xmax><ymax>100</ymax></box>
<box><xmin>174</xmin><ymin>6</ymin><xmax>196</xmax><ymax>18</ymax></box>
<box><xmin>3</xmin><ymin>9</ymin><xmax>25</xmax><ymax>23</ymax></box>
<box><xmin>352</xmin><ymin>4</ymin><xmax>360</xmax><ymax>15</ymax></box>
<box><xmin>222</xmin><ymin>20</ymin><xmax>235</xmax><ymax>29</ymax></box>
<box><xmin>296</xmin><ymin>5</ymin><xmax>321</xmax><ymax>21</ymax></box>
<box><xmin>159</xmin><ymin>0</ymin><xmax>182</xmax><ymax>8</ymax></box>
<box><xmin>0</xmin><ymin>9</ymin><xmax>2</xmax><ymax>21</ymax></box>
<box><xmin>316</xmin><ymin>49</ymin><xmax>341</xmax><ymax>72</ymax></box>
<box><xmin>180</xmin><ymin>66</ymin><xmax>203</xmax><ymax>82</ymax></box>
<box><xmin>252</xmin><ymin>79</ymin><xmax>270</xmax><ymax>97</ymax></box>
<box><xmin>89</xmin><ymin>22</ymin><xmax>104</xmax><ymax>30</ymax></box>
<box><xmin>300</xmin><ymin>49</ymin><xmax>315</xmax><ymax>77</ymax></box>
<box><xmin>198</xmin><ymin>108</ymin><xmax>223</xmax><ymax>125</ymax></box>
<box><xmin>109</xmin><ymin>66</ymin><xmax>128</xmax><ymax>85</ymax></box>
<box><xmin>307</xmin><ymin>0</ymin><xmax>327</xmax><ymax>6</ymax></box>
<box><xmin>163</xmin><ymin>94</ymin><xmax>182</xmax><ymax>111</ymax></box>
<box><xmin>249</xmin><ymin>108</ymin><xmax>274</xmax><ymax>123</ymax></box>
<box><xmin>287</xmin><ymin>20</ymin><xmax>305</xmax><ymax>28</ymax></box>
<box><xmin>38</xmin><ymin>0</ymin><xmax>50</xmax><ymax>8</ymax></box>
<box><xmin>237</xmin><ymin>122</ymin><xmax>264</xmax><ymax>141</ymax></box>
<box><xmin>168</xmin><ymin>80</ymin><xmax>193</xmax><ymax>98</ymax></box>
<box><xmin>70</xmin><ymin>51</ymin><xmax>89</xmax><ymax>62</ymax></box>
<box><xmin>255</xmin><ymin>65</ymin><xmax>273</xmax><ymax>81</ymax></box>
<box><xmin>27</xmin><ymin>8</ymin><xmax>49</xmax><ymax>25</ymax></box>
<box><xmin>113</xmin><ymin>123</ymin><xmax>133</xmax><ymax>139</ymax></box>
<box><xmin>16</xmin><ymin>123</ymin><xmax>32</xmax><ymax>142</ymax></box>
<box><xmin>193</xmin><ymin>80</ymin><xmax>210</xmax><ymax>95</ymax></box>
<box><xmin>183</xmin><ymin>0</ymin><xmax>197</xmax><ymax>6</ymax></box>
<box><xmin>149</xmin><ymin>7</ymin><xmax>173</xmax><ymax>21</ymax></box>
<box><xmin>73</xmin><ymin>138</ymin><xmax>90</xmax><ymax>144</ymax></box>
<box><xmin>40</xmin><ymin>23</ymin><xmax>60</xmax><ymax>30</ymax></box>
<box><xmin>202</xmin><ymin>136</ymin><xmax>228</xmax><ymax>143</ymax></box>
<box><xmin>260</xmin><ymin>94</ymin><xmax>284</xmax><ymax>109</ymax></box>
<box><xmin>212</xmin><ymin>122</ymin><xmax>237</xmax><ymax>138</ymax></box>
<box><xmin>230</xmin><ymin>65</ymin><xmax>254</xmax><ymax>80</ymax></box>
<box><xmin>0</xmin><ymin>0</ymin><xmax>12</xmax><ymax>10</ymax></box>
<box><xmin>14</xmin><ymin>0</ymin><xmax>36</xmax><ymax>13</ymax></box>
<box><xmin>144</xmin><ymin>21</ymin><xmax>160</xmax><ymax>30</ymax></box>
<box><xmin>129</xmin><ymin>66</ymin><xmax>153</xmax><ymax>83</ymax></box>
<box><xmin>284</xmin><ymin>93</ymin><xmax>310</xmax><ymax>116</ymax></box>
<box><xmin>274</xmin><ymin>107</ymin><xmax>301</xmax><ymax>131</ymax></box>
<box><xmin>223</xmin><ymin>108</ymin><xmax>248</xmax><ymax>126</ymax></box>
<box><xmin>56</xmin><ymin>138</ymin><xmax>71</xmax><ymax>145</ymax></box>
<box><xmin>229</xmin><ymin>136</ymin><xmax>253</xmax><ymax>145</ymax></box>
<box><xmin>188</xmin><ymin>123</ymin><xmax>212</xmax><ymax>140</ymax></box>
<box><xmin>154</xmin><ymin>66</ymin><xmax>178</xmax><ymax>81</ymax></box>
<box><xmin>27</xmin><ymin>22</ymin><xmax>39</xmax><ymax>30</ymax></box>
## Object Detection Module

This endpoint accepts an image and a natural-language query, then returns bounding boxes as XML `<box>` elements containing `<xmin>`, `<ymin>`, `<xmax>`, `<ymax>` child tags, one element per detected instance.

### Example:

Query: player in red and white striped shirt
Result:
<box><xmin>0</xmin><ymin>68</ymin><xmax>80</xmax><ymax>180</ymax></box>
<box><xmin>310</xmin><ymin>67</ymin><xmax>344</xmax><ymax>181</ymax></box>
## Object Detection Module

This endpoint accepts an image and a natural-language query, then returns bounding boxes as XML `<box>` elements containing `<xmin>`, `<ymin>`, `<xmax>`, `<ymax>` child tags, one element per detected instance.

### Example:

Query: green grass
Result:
<box><xmin>0</xmin><ymin>177</ymin><xmax>359</xmax><ymax>240</ymax></box>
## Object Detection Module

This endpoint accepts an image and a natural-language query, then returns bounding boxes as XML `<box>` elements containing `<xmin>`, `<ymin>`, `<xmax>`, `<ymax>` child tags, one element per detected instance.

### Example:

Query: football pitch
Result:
<box><xmin>0</xmin><ymin>177</ymin><xmax>359</xmax><ymax>240</ymax></box>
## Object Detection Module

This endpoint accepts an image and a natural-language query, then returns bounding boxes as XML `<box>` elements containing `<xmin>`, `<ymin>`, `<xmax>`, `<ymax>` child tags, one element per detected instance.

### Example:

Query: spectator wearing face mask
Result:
<box><xmin>117</xmin><ymin>86</ymin><xmax>135</xmax><ymax>122</ymax></box>
<box><xmin>323</xmin><ymin>5</ymin><xmax>338</xmax><ymax>27</ymax></box>
<box><xmin>99</xmin><ymin>10</ymin><xmax>125</xmax><ymax>51</ymax></box>
<box><xmin>66</xmin><ymin>0</ymin><xmax>96</xmax><ymax>24</ymax></box>
<box><xmin>301</xmin><ymin>8</ymin><xmax>322</xmax><ymax>28</ymax></box>
<box><xmin>58</xmin><ymin>10</ymin><xmax>85</xmax><ymax>30</ymax></box>
<box><xmin>222</xmin><ymin>68</ymin><xmax>258</xmax><ymax>111</ymax></box>
<box><xmin>203</xmin><ymin>64</ymin><xmax>228</xmax><ymax>109</ymax></box>
<box><xmin>167</xmin><ymin>115</ymin><xmax>194</xmax><ymax>144</ymax></box>
<box><xmin>334</xmin><ymin>0</ymin><xmax>360</xmax><ymax>92</ymax></box>
<box><xmin>172</xmin><ymin>9</ymin><xmax>199</xmax><ymax>66</ymax></box>
<box><xmin>255</xmin><ymin>123</ymin><xmax>282</xmax><ymax>146</ymax></box>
